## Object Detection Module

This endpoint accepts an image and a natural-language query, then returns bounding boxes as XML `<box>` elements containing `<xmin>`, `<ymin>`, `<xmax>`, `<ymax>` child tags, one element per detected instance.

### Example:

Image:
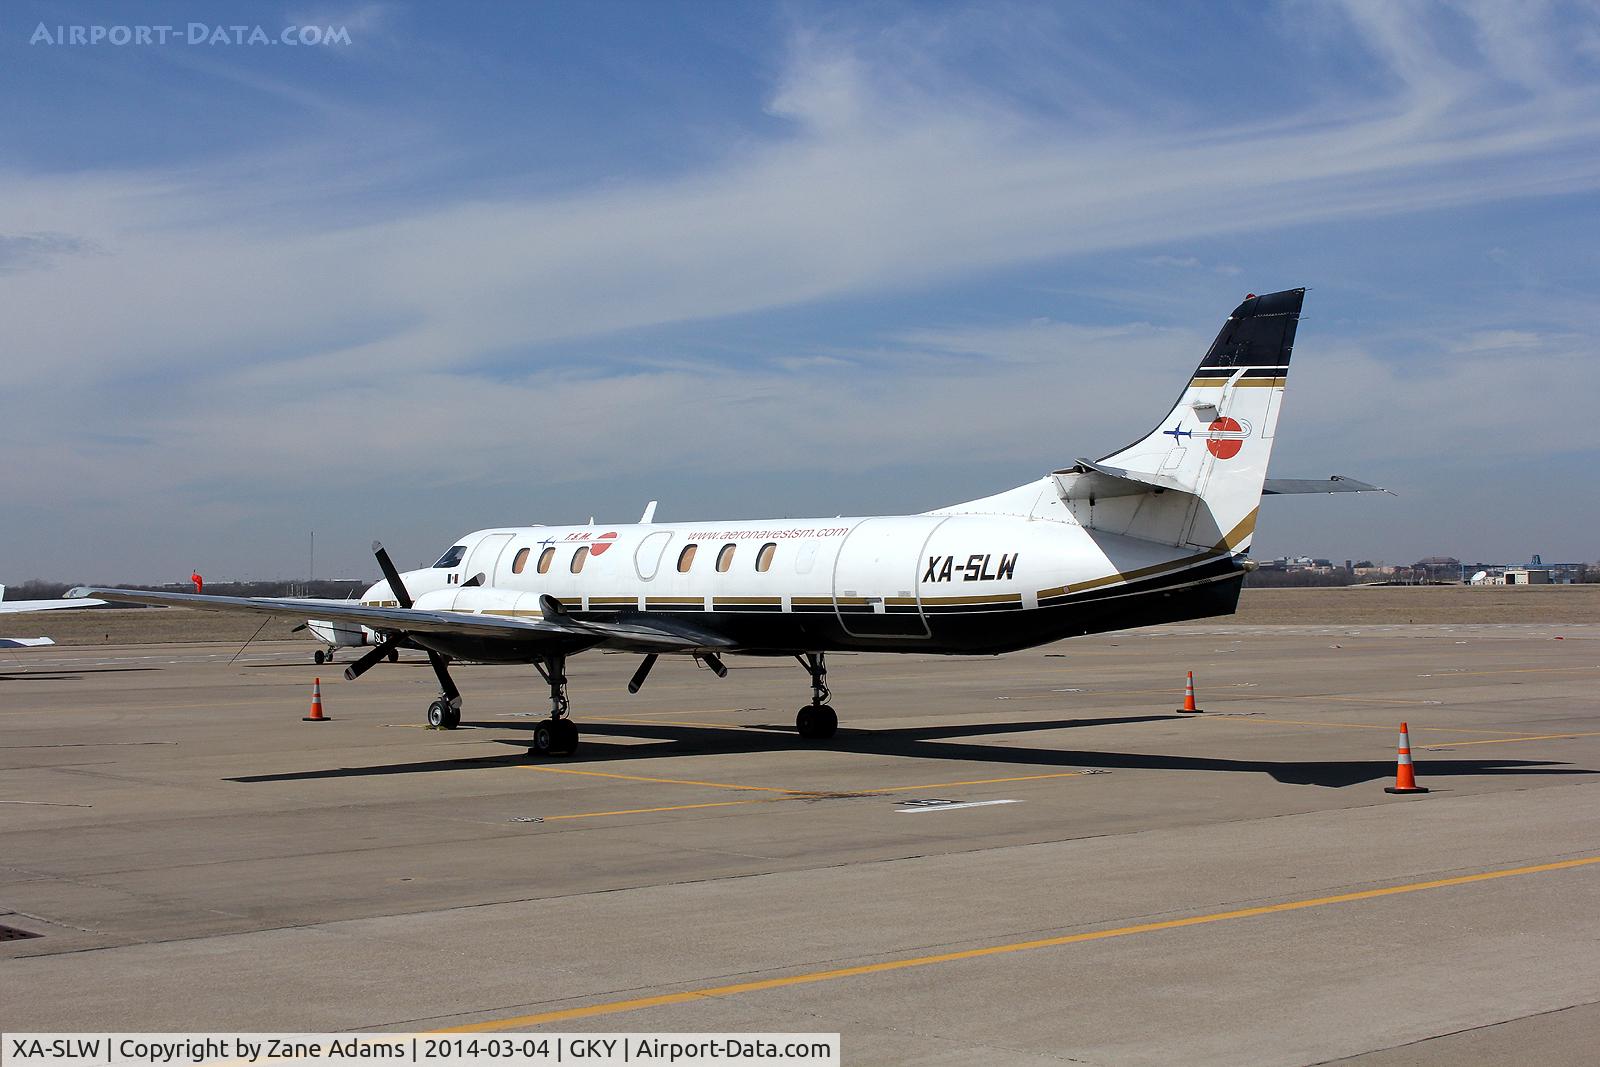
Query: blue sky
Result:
<box><xmin>3</xmin><ymin>1</ymin><xmax>1598</xmax><ymax>581</ymax></box>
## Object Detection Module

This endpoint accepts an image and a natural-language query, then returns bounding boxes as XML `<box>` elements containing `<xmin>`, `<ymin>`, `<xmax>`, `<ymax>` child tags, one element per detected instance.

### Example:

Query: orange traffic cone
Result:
<box><xmin>303</xmin><ymin>677</ymin><xmax>330</xmax><ymax>722</ymax></box>
<box><xmin>1384</xmin><ymin>722</ymin><xmax>1427</xmax><ymax>794</ymax></box>
<box><xmin>1175</xmin><ymin>670</ymin><xmax>1204</xmax><ymax>714</ymax></box>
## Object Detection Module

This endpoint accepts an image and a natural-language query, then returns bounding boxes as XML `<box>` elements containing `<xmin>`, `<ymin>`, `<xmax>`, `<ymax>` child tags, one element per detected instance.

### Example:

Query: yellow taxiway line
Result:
<box><xmin>434</xmin><ymin>854</ymin><xmax>1600</xmax><ymax>1032</ymax></box>
<box><xmin>1418</xmin><ymin>730</ymin><xmax>1600</xmax><ymax>750</ymax></box>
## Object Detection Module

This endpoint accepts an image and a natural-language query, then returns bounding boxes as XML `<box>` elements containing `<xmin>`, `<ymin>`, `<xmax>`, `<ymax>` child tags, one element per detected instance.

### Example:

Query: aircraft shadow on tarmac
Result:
<box><xmin>228</xmin><ymin>714</ymin><xmax>1594</xmax><ymax>789</ymax></box>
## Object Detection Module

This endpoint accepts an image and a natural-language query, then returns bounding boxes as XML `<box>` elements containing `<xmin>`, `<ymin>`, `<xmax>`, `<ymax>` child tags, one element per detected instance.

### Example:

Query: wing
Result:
<box><xmin>0</xmin><ymin>597</ymin><xmax>107</xmax><ymax>612</ymax></box>
<box><xmin>70</xmin><ymin>588</ymin><xmax>732</xmax><ymax>653</ymax></box>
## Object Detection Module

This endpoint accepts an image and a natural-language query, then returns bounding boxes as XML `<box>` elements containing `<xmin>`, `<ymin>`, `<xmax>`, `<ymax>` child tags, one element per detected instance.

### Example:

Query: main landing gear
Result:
<box><xmin>795</xmin><ymin>653</ymin><xmax>838</xmax><ymax>740</ymax></box>
<box><xmin>526</xmin><ymin>654</ymin><xmax>579</xmax><ymax>758</ymax></box>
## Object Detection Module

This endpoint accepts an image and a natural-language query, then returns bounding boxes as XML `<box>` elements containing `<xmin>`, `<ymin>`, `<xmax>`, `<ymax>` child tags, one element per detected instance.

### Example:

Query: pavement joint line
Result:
<box><xmin>1204</xmin><ymin>715</ymin><xmax>1554</xmax><ymax>737</ymax></box>
<box><xmin>591</xmin><ymin>717</ymin><xmax>751</xmax><ymax>729</ymax></box>
<box><xmin>523</xmin><ymin>767</ymin><xmax>798</xmax><ymax>793</ymax></box>
<box><xmin>525</xmin><ymin>767</ymin><xmax>1104</xmax><ymax>808</ymax></box>
<box><xmin>1443</xmin><ymin>665</ymin><xmax>1600</xmax><ymax>678</ymax></box>
<box><xmin>432</xmin><ymin>853</ymin><xmax>1600</xmax><ymax>1033</ymax></box>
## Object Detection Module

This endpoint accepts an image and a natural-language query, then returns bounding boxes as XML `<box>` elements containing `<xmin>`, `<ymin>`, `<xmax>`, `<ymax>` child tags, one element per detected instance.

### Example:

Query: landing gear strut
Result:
<box><xmin>795</xmin><ymin>653</ymin><xmax>838</xmax><ymax>740</ymax></box>
<box><xmin>314</xmin><ymin>647</ymin><xmax>334</xmax><ymax>665</ymax></box>
<box><xmin>426</xmin><ymin>649</ymin><xmax>462</xmax><ymax>730</ymax></box>
<box><xmin>528</xmin><ymin>654</ymin><xmax>579</xmax><ymax>757</ymax></box>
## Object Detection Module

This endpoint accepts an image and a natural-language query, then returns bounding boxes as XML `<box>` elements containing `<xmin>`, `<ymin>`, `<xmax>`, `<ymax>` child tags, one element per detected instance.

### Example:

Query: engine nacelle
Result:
<box><xmin>413</xmin><ymin>585</ymin><xmax>546</xmax><ymax>618</ymax></box>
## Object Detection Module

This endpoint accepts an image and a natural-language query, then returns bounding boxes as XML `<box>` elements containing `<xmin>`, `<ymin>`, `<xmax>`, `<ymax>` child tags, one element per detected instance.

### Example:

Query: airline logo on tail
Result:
<box><xmin>1161</xmin><ymin>417</ymin><xmax>1253</xmax><ymax>459</ymax></box>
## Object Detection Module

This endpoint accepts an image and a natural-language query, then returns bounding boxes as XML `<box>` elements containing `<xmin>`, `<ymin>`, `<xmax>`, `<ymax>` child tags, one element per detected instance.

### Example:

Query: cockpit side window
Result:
<box><xmin>433</xmin><ymin>545</ymin><xmax>467</xmax><ymax>568</ymax></box>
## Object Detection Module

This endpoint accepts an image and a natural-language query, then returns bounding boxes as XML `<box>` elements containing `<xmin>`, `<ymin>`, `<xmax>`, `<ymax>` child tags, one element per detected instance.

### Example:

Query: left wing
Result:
<box><xmin>68</xmin><ymin>587</ymin><xmax>730</xmax><ymax>653</ymax></box>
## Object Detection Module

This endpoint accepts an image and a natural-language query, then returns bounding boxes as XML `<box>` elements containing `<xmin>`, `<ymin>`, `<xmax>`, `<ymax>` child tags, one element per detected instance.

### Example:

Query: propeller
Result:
<box><xmin>343</xmin><ymin>541</ymin><xmax>460</xmax><ymax>709</ymax></box>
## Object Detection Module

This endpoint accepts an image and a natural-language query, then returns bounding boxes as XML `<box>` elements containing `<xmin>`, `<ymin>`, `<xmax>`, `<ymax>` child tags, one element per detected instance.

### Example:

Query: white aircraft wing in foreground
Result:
<box><xmin>0</xmin><ymin>583</ymin><xmax>108</xmax><ymax>648</ymax></box>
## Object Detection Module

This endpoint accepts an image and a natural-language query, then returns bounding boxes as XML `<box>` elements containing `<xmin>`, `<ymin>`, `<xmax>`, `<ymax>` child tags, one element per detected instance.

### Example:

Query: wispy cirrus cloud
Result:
<box><xmin>3</xmin><ymin>1</ymin><xmax>1598</xmax><ymax>576</ymax></box>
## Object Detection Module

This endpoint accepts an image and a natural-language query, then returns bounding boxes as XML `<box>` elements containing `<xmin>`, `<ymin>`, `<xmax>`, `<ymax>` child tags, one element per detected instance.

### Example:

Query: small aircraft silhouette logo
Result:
<box><xmin>1162</xmin><ymin>418</ymin><xmax>1251</xmax><ymax>459</ymax></box>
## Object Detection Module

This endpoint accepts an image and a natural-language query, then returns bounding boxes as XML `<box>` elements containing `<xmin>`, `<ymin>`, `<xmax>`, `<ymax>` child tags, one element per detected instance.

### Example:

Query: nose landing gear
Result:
<box><xmin>795</xmin><ymin>652</ymin><xmax>838</xmax><ymax>739</ymax></box>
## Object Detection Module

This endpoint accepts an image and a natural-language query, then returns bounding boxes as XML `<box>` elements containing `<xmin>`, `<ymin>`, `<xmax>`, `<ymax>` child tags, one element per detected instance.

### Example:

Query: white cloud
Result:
<box><xmin>4</xmin><ymin>1</ymin><xmax>1600</xmax><ymax>574</ymax></box>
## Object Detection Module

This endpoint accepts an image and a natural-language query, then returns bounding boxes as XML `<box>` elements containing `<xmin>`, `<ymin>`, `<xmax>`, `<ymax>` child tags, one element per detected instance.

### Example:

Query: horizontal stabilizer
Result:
<box><xmin>1052</xmin><ymin>458</ymin><xmax>1196</xmax><ymax>502</ymax></box>
<box><xmin>1262</xmin><ymin>475</ymin><xmax>1388</xmax><ymax>495</ymax></box>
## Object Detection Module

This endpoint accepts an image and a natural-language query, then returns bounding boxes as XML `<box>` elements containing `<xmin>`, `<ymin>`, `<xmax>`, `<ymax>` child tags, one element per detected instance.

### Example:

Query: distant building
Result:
<box><xmin>1503</xmin><ymin>568</ymin><xmax>1550</xmax><ymax>585</ymax></box>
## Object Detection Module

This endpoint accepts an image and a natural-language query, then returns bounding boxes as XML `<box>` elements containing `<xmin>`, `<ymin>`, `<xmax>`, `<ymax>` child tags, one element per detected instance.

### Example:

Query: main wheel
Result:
<box><xmin>529</xmin><ymin>720</ymin><xmax>555</xmax><ymax>756</ymax></box>
<box><xmin>314</xmin><ymin>650</ymin><xmax>326</xmax><ymax>665</ymax></box>
<box><xmin>551</xmin><ymin>719</ymin><xmax>579</xmax><ymax>756</ymax></box>
<box><xmin>387</xmin><ymin>647</ymin><xmax>399</xmax><ymax>663</ymax></box>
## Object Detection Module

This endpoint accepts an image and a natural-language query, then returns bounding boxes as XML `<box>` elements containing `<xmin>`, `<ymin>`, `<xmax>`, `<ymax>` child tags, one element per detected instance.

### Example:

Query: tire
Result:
<box><xmin>314</xmin><ymin>650</ymin><xmax>326</xmax><ymax>665</ymax></box>
<box><xmin>427</xmin><ymin>699</ymin><xmax>448</xmax><ymax>728</ymax></box>
<box><xmin>812</xmin><ymin>704</ymin><xmax>838</xmax><ymax>739</ymax></box>
<box><xmin>552</xmin><ymin>719</ymin><xmax>579</xmax><ymax>756</ymax></box>
<box><xmin>797</xmin><ymin>705</ymin><xmax>837</xmax><ymax>740</ymax></box>
<box><xmin>530</xmin><ymin>721</ymin><xmax>554</xmax><ymax>756</ymax></box>
<box><xmin>387</xmin><ymin>647</ymin><xmax>399</xmax><ymax>663</ymax></box>
<box><xmin>441</xmin><ymin>704</ymin><xmax>461</xmax><ymax>730</ymax></box>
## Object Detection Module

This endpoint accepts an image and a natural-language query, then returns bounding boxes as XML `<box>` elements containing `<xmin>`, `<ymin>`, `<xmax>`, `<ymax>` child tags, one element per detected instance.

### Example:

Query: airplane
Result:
<box><xmin>0</xmin><ymin>584</ymin><xmax>108</xmax><ymax>647</ymax></box>
<box><xmin>74</xmin><ymin>288</ymin><xmax>1379</xmax><ymax>756</ymax></box>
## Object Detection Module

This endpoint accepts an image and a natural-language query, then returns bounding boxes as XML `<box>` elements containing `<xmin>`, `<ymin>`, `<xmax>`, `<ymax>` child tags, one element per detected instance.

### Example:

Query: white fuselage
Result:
<box><xmin>365</xmin><ymin>509</ymin><xmax>1244</xmax><ymax>655</ymax></box>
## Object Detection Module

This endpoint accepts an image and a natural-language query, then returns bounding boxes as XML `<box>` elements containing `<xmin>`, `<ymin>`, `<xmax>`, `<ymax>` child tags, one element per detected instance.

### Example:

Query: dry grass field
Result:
<box><xmin>1231</xmin><ymin>584</ymin><xmax>1600</xmax><ymax>625</ymax></box>
<box><xmin>7</xmin><ymin>585</ymin><xmax>1597</xmax><ymax>645</ymax></box>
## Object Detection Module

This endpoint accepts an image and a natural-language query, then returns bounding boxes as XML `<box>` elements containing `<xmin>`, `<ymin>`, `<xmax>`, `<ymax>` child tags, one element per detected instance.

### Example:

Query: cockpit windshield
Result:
<box><xmin>432</xmin><ymin>545</ymin><xmax>467</xmax><ymax>568</ymax></box>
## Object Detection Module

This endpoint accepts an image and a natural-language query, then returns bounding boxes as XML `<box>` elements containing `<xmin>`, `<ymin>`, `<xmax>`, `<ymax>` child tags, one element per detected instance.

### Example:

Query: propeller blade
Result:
<box><xmin>344</xmin><ymin>638</ymin><xmax>398</xmax><ymax>681</ymax></box>
<box><xmin>371</xmin><ymin>540</ymin><xmax>414</xmax><ymax>609</ymax></box>
<box><xmin>290</xmin><ymin>623</ymin><xmax>307</xmax><ymax>633</ymax></box>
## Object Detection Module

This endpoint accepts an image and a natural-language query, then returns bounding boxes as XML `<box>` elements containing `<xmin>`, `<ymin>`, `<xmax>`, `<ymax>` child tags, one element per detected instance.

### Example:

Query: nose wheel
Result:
<box><xmin>795</xmin><ymin>653</ymin><xmax>839</xmax><ymax>739</ymax></box>
<box><xmin>427</xmin><ymin>697</ymin><xmax>461</xmax><ymax>730</ymax></box>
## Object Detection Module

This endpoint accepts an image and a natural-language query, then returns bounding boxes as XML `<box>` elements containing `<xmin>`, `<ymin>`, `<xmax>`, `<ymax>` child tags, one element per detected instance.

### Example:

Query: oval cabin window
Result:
<box><xmin>571</xmin><ymin>546</ymin><xmax>590</xmax><ymax>573</ymax></box>
<box><xmin>537</xmin><ymin>547</ymin><xmax>555</xmax><ymax>574</ymax></box>
<box><xmin>511</xmin><ymin>547</ymin><xmax>530</xmax><ymax>574</ymax></box>
<box><xmin>716</xmin><ymin>544</ymin><xmax>736</xmax><ymax>572</ymax></box>
<box><xmin>756</xmin><ymin>542</ymin><xmax>777</xmax><ymax>572</ymax></box>
<box><xmin>677</xmin><ymin>544</ymin><xmax>698</xmax><ymax>572</ymax></box>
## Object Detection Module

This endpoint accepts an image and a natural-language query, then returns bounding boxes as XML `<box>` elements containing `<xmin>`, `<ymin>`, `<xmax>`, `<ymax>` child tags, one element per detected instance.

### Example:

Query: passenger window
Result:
<box><xmin>756</xmin><ymin>542</ymin><xmax>777</xmax><ymax>572</ymax></box>
<box><xmin>511</xmin><ymin>547</ymin><xmax>530</xmax><ymax>575</ymax></box>
<box><xmin>537</xmin><ymin>547</ymin><xmax>554</xmax><ymax>574</ymax></box>
<box><xmin>432</xmin><ymin>545</ymin><xmax>466</xmax><ymax>568</ymax></box>
<box><xmin>716</xmin><ymin>544</ymin><xmax>736</xmax><ymax>572</ymax></box>
<box><xmin>571</xmin><ymin>546</ymin><xmax>590</xmax><ymax>573</ymax></box>
<box><xmin>677</xmin><ymin>544</ymin><xmax>698</xmax><ymax>572</ymax></box>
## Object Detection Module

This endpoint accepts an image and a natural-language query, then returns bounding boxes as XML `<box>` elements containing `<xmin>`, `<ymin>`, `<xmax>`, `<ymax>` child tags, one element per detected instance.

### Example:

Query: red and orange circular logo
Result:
<box><xmin>589</xmin><ymin>531</ymin><xmax>619</xmax><ymax>556</ymax></box>
<box><xmin>1206</xmin><ymin>417</ymin><xmax>1243</xmax><ymax>459</ymax></box>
